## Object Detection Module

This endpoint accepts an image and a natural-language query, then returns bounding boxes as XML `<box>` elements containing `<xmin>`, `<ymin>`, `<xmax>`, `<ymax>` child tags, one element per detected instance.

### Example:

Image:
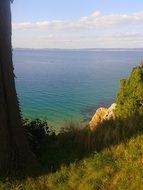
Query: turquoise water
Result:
<box><xmin>13</xmin><ymin>49</ymin><xmax>143</xmax><ymax>128</ymax></box>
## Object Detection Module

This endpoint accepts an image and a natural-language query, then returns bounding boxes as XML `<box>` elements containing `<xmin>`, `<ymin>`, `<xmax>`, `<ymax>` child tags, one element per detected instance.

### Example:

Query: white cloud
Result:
<box><xmin>12</xmin><ymin>11</ymin><xmax>143</xmax><ymax>31</ymax></box>
<box><xmin>12</xmin><ymin>11</ymin><xmax>143</xmax><ymax>48</ymax></box>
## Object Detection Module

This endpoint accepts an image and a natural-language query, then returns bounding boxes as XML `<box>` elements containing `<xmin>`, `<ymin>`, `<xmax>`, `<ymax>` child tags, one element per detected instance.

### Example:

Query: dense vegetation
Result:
<box><xmin>116</xmin><ymin>64</ymin><xmax>143</xmax><ymax>118</ymax></box>
<box><xmin>1</xmin><ymin>65</ymin><xmax>143</xmax><ymax>189</ymax></box>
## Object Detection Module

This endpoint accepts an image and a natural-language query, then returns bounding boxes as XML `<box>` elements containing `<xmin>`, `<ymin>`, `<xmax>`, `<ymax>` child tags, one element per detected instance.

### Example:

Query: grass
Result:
<box><xmin>0</xmin><ymin>131</ymin><xmax>143</xmax><ymax>190</ymax></box>
<box><xmin>0</xmin><ymin>117</ymin><xmax>143</xmax><ymax>189</ymax></box>
<box><xmin>48</xmin><ymin>135</ymin><xmax>143</xmax><ymax>190</ymax></box>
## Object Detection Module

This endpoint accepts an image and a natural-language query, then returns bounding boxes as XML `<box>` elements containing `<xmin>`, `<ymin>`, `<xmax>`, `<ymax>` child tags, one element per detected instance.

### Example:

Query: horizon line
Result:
<box><xmin>13</xmin><ymin>47</ymin><xmax>143</xmax><ymax>50</ymax></box>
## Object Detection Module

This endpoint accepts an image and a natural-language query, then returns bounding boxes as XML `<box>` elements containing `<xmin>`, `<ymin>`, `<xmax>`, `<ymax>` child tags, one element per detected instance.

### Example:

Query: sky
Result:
<box><xmin>12</xmin><ymin>0</ymin><xmax>143</xmax><ymax>49</ymax></box>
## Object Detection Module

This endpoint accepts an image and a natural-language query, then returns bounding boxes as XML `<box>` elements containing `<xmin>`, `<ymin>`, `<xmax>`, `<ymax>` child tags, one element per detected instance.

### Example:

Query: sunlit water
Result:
<box><xmin>13</xmin><ymin>49</ymin><xmax>143</xmax><ymax>129</ymax></box>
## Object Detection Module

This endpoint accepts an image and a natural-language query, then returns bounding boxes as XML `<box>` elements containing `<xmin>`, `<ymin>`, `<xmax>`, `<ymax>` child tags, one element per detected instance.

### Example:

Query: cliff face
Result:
<box><xmin>89</xmin><ymin>103</ymin><xmax>116</xmax><ymax>130</ymax></box>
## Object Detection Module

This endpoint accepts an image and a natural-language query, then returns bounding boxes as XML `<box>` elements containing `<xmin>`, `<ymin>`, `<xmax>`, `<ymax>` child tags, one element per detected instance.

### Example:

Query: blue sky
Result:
<box><xmin>12</xmin><ymin>0</ymin><xmax>143</xmax><ymax>48</ymax></box>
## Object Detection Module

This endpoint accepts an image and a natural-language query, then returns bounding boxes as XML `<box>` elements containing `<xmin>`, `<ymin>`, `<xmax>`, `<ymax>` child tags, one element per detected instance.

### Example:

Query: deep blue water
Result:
<box><xmin>13</xmin><ymin>49</ymin><xmax>143</xmax><ymax>128</ymax></box>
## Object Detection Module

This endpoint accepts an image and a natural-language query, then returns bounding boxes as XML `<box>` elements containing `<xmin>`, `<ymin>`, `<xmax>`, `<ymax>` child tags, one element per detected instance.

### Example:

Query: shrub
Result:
<box><xmin>116</xmin><ymin>64</ymin><xmax>143</xmax><ymax>118</ymax></box>
<box><xmin>23</xmin><ymin>118</ymin><xmax>55</xmax><ymax>154</ymax></box>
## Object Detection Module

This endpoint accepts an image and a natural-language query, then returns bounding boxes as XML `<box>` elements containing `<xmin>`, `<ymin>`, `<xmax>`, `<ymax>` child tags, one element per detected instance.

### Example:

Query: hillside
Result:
<box><xmin>0</xmin><ymin>132</ymin><xmax>143</xmax><ymax>190</ymax></box>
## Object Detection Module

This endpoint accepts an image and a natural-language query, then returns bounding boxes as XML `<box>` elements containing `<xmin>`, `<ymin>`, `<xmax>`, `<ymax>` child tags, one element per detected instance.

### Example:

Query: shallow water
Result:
<box><xmin>13</xmin><ymin>48</ymin><xmax>143</xmax><ymax>128</ymax></box>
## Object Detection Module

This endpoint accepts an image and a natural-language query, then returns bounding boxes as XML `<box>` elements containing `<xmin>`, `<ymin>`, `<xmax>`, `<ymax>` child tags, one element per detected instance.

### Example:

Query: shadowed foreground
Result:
<box><xmin>0</xmin><ymin>116</ymin><xmax>143</xmax><ymax>189</ymax></box>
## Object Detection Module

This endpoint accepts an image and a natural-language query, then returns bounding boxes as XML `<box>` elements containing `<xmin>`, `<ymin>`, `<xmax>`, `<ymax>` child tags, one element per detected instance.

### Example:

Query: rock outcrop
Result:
<box><xmin>89</xmin><ymin>103</ymin><xmax>116</xmax><ymax>130</ymax></box>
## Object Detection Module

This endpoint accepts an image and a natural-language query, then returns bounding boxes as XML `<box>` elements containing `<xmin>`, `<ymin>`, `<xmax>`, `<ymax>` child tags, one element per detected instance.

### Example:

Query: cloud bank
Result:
<box><xmin>12</xmin><ymin>11</ymin><xmax>143</xmax><ymax>48</ymax></box>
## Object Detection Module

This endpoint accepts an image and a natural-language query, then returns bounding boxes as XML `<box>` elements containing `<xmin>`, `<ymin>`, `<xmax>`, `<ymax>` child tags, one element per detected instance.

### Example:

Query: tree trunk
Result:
<box><xmin>0</xmin><ymin>0</ymin><xmax>36</xmax><ymax>175</ymax></box>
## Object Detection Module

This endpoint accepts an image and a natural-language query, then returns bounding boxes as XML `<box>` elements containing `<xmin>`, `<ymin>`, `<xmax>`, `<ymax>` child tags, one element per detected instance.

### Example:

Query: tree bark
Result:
<box><xmin>0</xmin><ymin>0</ymin><xmax>36</xmax><ymax>175</ymax></box>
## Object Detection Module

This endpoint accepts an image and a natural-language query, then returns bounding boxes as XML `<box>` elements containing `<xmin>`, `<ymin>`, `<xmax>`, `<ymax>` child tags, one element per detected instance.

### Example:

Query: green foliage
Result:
<box><xmin>23</xmin><ymin>118</ymin><xmax>55</xmax><ymax>154</ymax></box>
<box><xmin>116</xmin><ymin>64</ymin><xmax>143</xmax><ymax>118</ymax></box>
<box><xmin>20</xmin><ymin>116</ymin><xmax>143</xmax><ymax>176</ymax></box>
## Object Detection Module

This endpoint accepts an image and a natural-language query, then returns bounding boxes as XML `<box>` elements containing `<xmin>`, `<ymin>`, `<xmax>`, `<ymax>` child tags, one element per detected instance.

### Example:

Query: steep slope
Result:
<box><xmin>1</xmin><ymin>132</ymin><xmax>143</xmax><ymax>190</ymax></box>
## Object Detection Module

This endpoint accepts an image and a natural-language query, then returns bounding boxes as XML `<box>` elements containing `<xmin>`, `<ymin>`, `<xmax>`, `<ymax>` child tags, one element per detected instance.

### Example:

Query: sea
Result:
<box><xmin>13</xmin><ymin>48</ymin><xmax>143</xmax><ymax>129</ymax></box>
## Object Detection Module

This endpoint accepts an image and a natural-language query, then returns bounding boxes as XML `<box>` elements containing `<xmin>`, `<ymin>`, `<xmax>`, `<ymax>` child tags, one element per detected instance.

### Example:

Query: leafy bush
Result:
<box><xmin>23</xmin><ymin>118</ymin><xmax>55</xmax><ymax>154</ymax></box>
<box><xmin>116</xmin><ymin>64</ymin><xmax>143</xmax><ymax>118</ymax></box>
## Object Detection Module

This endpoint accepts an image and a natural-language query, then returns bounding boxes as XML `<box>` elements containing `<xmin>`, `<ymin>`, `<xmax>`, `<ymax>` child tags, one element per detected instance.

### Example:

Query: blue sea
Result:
<box><xmin>13</xmin><ymin>48</ymin><xmax>143</xmax><ymax>128</ymax></box>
